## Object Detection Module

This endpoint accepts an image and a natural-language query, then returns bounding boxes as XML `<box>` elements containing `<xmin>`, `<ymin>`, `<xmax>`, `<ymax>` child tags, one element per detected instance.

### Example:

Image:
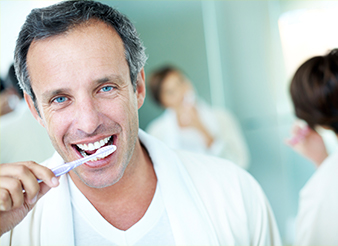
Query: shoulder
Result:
<box><xmin>174</xmin><ymin>150</ymin><xmax>280</xmax><ymax>244</ymax></box>
<box><xmin>299</xmin><ymin>152</ymin><xmax>338</xmax><ymax>212</ymax></box>
<box><xmin>301</xmin><ymin>152</ymin><xmax>338</xmax><ymax>198</ymax></box>
<box><xmin>175</xmin><ymin>150</ymin><xmax>261</xmax><ymax>198</ymax></box>
<box><xmin>175</xmin><ymin>149</ymin><xmax>240</xmax><ymax>175</ymax></box>
<box><xmin>145</xmin><ymin>110</ymin><xmax>177</xmax><ymax>140</ymax></box>
<box><xmin>212</xmin><ymin>107</ymin><xmax>239</xmax><ymax>124</ymax></box>
<box><xmin>146</xmin><ymin>111</ymin><xmax>170</xmax><ymax>132</ymax></box>
<box><xmin>41</xmin><ymin>151</ymin><xmax>64</xmax><ymax>168</ymax></box>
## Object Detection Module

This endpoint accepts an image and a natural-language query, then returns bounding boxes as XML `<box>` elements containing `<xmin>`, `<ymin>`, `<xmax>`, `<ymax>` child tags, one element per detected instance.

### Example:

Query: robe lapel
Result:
<box><xmin>139</xmin><ymin>129</ymin><xmax>219</xmax><ymax>245</ymax></box>
<box><xmin>40</xmin><ymin>153</ymin><xmax>75</xmax><ymax>246</ymax></box>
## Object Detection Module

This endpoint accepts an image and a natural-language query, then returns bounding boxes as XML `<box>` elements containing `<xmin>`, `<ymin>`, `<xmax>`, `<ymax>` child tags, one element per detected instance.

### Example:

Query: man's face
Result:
<box><xmin>25</xmin><ymin>20</ymin><xmax>145</xmax><ymax>188</ymax></box>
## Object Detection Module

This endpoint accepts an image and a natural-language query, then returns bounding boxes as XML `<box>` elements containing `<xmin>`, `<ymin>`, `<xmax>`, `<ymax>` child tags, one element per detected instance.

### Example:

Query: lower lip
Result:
<box><xmin>82</xmin><ymin>150</ymin><xmax>115</xmax><ymax>169</ymax></box>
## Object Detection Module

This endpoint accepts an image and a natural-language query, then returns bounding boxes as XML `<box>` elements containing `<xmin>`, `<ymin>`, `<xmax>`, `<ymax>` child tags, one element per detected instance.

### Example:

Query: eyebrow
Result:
<box><xmin>40</xmin><ymin>75</ymin><xmax>126</xmax><ymax>102</ymax></box>
<box><xmin>96</xmin><ymin>75</ymin><xmax>125</xmax><ymax>85</ymax></box>
<box><xmin>41</xmin><ymin>88</ymin><xmax>71</xmax><ymax>103</ymax></box>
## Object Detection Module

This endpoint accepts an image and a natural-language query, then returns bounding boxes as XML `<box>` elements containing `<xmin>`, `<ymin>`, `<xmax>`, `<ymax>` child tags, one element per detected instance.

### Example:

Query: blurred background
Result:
<box><xmin>1</xmin><ymin>0</ymin><xmax>338</xmax><ymax>244</ymax></box>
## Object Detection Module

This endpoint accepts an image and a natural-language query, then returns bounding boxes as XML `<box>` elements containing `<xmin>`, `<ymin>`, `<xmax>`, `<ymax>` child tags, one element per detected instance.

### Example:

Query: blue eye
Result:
<box><xmin>101</xmin><ymin>86</ymin><xmax>113</xmax><ymax>92</ymax></box>
<box><xmin>54</xmin><ymin>96</ymin><xmax>67</xmax><ymax>103</ymax></box>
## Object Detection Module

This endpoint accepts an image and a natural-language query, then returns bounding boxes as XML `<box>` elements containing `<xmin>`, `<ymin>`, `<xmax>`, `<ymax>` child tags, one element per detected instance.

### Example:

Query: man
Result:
<box><xmin>0</xmin><ymin>1</ymin><xmax>281</xmax><ymax>245</ymax></box>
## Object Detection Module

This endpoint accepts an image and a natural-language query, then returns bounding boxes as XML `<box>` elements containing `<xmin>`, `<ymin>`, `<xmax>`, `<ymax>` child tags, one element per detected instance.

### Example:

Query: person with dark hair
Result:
<box><xmin>0</xmin><ymin>1</ymin><xmax>281</xmax><ymax>245</ymax></box>
<box><xmin>288</xmin><ymin>49</ymin><xmax>338</xmax><ymax>245</ymax></box>
<box><xmin>0</xmin><ymin>65</ymin><xmax>22</xmax><ymax>116</ymax></box>
<box><xmin>147</xmin><ymin>65</ymin><xmax>250</xmax><ymax>169</ymax></box>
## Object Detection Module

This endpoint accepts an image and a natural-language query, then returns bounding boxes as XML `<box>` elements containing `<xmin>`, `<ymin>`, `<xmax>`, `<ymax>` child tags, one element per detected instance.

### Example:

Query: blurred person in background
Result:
<box><xmin>146</xmin><ymin>65</ymin><xmax>250</xmax><ymax>169</ymax></box>
<box><xmin>0</xmin><ymin>78</ymin><xmax>6</xmax><ymax>114</ymax></box>
<box><xmin>0</xmin><ymin>64</ymin><xmax>54</xmax><ymax>164</ymax></box>
<box><xmin>0</xmin><ymin>65</ymin><xmax>21</xmax><ymax>116</ymax></box>
<box><xmin>287</xmin><ymin>49</ymin><xmax>338</xmax><ymax>245</ymax></box>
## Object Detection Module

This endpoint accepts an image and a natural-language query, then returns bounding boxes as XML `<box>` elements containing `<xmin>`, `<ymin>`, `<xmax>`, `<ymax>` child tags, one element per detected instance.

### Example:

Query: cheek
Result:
<box><xmin>42</xmin><ymin>108</ymin><xmax>72</xmax><ymax>143</ymax></box>
<box><xmin>120</xmin><ymin>94</ymin><xmax>139</xmax><ymax>129</ymax></box>
<box><xmin>166</xmin><ymin>93</ymin><xmax>181</xmax><ymax>107</ymax></box>
<box><xmin>160</xmin><ymin>94</ymin><xmax>172</xmax><ymax>107</ymax></box>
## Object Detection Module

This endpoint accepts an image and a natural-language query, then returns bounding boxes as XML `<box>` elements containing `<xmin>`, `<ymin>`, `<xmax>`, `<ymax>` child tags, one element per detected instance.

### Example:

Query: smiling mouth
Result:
<box><xmin>73</xmin><ymin>135</ymin><xmax>116</xmax><ymax>159</ymax></box>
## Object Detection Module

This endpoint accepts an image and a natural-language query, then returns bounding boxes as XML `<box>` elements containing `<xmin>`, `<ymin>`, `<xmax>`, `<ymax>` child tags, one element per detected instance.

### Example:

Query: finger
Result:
<box><xmin>0</xmin><ymin>162</ymin><xmax>59</xmax><ymax>189</ymax></box>
<box><xmin>0</xmin><ymin>177</ymin><xmax>24</xmax><ymax>210</ymax></box>
<box><xmin>285</xmin><ymin>138</ymin><xmax>292</xmax><ymax>146</ymax></box>
<box><xmin>0</xmin><ymin>164</ymin><xmax>41</xmax><ymax>203</ymax></box>
<box><xmin>33</xmin><ymin>176</ymin><xmax>60</xmax><ymax>203</ymax></box>
<box><xmin>291</xmin><ymin>124</ymin><xmax>302</xmax><ymax>135</ymax></box>
<box><xmin>23</xmin><ymin>162</ymin><xmax>59</xmax><ymax>188</ymax></box>
<box><xmin>37</xmin><ymin>182</ymin><xmax>54</xmax><ymax>200</ymax></box>
<box><xmin>0</xmin><ymin>162</ymin><xmax>59</xmax><ymax>204</ymax></box>
<box><xmin>0</xmin><ymin>188</ymin><xmax>13</xmax><ymax>211</ymax></box>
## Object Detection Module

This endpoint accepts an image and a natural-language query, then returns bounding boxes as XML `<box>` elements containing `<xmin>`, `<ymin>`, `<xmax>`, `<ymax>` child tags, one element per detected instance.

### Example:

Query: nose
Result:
<box><xmin>73</xmin><ymin>96</ymin><xmax>102</xmax><ymax>135</ymax></box>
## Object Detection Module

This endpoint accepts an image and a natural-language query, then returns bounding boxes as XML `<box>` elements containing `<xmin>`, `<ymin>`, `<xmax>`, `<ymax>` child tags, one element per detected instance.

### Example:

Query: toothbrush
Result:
<box><xmin>288</xmin><ymin>126</ymin><xmax>310</xmax><ymax>146</ymax></box>
<box><xmin>37</xmin><ymin>145</ymin><xmax>117</xmax><ymax>183</ymax></box>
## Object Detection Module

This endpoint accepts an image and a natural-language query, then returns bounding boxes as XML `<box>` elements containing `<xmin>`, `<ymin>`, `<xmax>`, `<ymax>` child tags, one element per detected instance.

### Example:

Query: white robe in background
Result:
<box><xmin>0</xmin><ymin>101</ymin><xmax>54</xmax><ymax>164</ymax></box>
<box><xmin>1</xmin><ymin>130</ymin><xmax>280</xmax><ymax>245</ymax></box>
<box><xmin>295</xmin><ymin>150</ymin><xmax>338</xmax><ymax>245</ymax></box>
<box><xmin>146</xmin><ymin>101</ymin><xmax>250</xmax><ymax>169</ymax></box>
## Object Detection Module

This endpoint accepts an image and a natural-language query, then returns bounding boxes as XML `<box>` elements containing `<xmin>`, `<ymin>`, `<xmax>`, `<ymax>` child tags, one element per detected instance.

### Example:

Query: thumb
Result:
<box><xmin>38</xmin><ymin>177</ymin><xmax>60</xmax><ymax>200</ymax></box>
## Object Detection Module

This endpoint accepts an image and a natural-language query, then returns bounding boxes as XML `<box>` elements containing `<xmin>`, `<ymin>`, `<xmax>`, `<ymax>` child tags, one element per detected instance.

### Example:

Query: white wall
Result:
<box><xmin>0</xmin><ymin>1</ymin><xmax>60</xmax><ymax>78</ymax></box>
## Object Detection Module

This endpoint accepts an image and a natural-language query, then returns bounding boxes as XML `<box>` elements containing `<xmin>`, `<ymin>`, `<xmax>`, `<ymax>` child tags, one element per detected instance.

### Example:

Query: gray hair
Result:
<box><xmin>14</xmin><ymin>0</ymin><xmax>147</xmax><ymax>111</ymax></box>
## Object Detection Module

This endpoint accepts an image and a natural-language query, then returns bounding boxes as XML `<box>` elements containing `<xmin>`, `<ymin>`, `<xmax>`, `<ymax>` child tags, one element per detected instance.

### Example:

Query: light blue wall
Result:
<box><xmin>214</xmin><ymin>1</ymin><xmax>307</xmax><ymax>242</ymax></box>
<box><xmin>105</xmin><ymin>1</ymin><xmax>211</xmax><ymax>129</ymax></box>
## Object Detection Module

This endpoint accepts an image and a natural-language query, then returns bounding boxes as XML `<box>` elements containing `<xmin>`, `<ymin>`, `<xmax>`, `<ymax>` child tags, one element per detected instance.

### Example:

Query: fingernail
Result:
<box><xmin>0</xmin><ymin>203</ymin><xmax>6</xmax><ymax>211</ymax></box>
<box><xmin>29</xmin><ymin>194</ymin><xmax>38</xmax><ymax>205</ymax></box>
<box><xmin>51</xmin><ymin>177</ymin><xmax>59</xmax><ymax>186</ymax></box>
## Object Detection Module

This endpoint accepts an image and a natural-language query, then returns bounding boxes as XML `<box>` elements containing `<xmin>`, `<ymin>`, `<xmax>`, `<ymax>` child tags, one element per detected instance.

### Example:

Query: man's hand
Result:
<box><xmin>0</xmin><ymin>161</ymin><xmax>59</xmax><ymax>236</ymax></box>
<box><xmin>286</xmin><ymin>123</ymin><xmax>328</xmax><ymax>167</ymax></box>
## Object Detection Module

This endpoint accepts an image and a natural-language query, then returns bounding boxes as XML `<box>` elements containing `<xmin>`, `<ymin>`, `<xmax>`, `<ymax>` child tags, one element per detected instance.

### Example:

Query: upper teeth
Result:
<box><xmin>77</xmin><ymin>136</ymin><xmax>111</xmax><ymax>151</ymax></box>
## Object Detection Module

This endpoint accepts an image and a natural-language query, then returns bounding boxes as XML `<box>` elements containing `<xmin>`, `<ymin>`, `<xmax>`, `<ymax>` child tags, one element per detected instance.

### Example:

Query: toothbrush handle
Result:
<box><xmin>37</xmin><ymin>164</ymin><xmax>72</xmax><ymax>183</ymax></box>
<box><xmin>36</xmin><ymin>153</ymin><xmax>98</xmax><ymax>183</ymax></box>
<box><xmin>51</xmin><ymin>164</ymin><xmax>73</xmax><ymax>177</ymax></box>
<box><xmin>36</xmin><ymin>145</ymin><xmax>116</xmax><ymax>183</ymax></box>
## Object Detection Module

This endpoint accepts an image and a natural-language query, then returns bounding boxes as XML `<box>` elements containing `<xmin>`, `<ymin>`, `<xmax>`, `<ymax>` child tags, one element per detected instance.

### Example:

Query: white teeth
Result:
<box><xmin>94</xmin><ymin>142</ymin><xmax>100</xmax><ymax>149</ymax></box>
<box><xmin>80</xmin><ymin>150</ymin><xmax>87</xmax><ymax>158</ymax></box>
<box><xmin>88</xmin><ymin>143</ymin><xmax>95</xmax><ymax>151</ymax></box>
<box><xmin>77</xmin><ymin>136</ymin><xmax>112</xmax><ymax>151</ymax></box>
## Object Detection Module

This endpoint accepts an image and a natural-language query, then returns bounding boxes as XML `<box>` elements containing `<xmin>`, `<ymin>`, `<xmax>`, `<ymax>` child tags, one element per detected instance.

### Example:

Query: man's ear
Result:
<box><xmin>136</xmin><ymin>68</ymin><xmax>146</xmax><ymax>109</ymax></box>
<box><xmin>24</xmin><ymin>92</ymin><xmax>45</xmax><ymax>128</ymax></box>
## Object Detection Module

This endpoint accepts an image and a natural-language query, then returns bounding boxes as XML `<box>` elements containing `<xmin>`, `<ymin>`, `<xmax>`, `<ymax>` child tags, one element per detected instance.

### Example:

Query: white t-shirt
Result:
<box><xmin>68</xmin><ymin>175</ymin><xmax>176</xmax><ymax>245</ymax></box>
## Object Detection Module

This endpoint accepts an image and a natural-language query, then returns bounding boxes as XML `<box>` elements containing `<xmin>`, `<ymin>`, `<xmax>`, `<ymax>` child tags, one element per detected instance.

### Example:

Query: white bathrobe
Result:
<box><xmin>146</xmin><ymin>101</ymin><xmax>250</xmax><ymax>169</ymax></box>
<box><xmin>295</xmin><ymin>150</ymin><xmax>338</xmax><ymax>245</ymax></box>
<box><xmin>1</xmin><ymin>130</ymin><xmax>280</xmax><ymax>245</ymax></box>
